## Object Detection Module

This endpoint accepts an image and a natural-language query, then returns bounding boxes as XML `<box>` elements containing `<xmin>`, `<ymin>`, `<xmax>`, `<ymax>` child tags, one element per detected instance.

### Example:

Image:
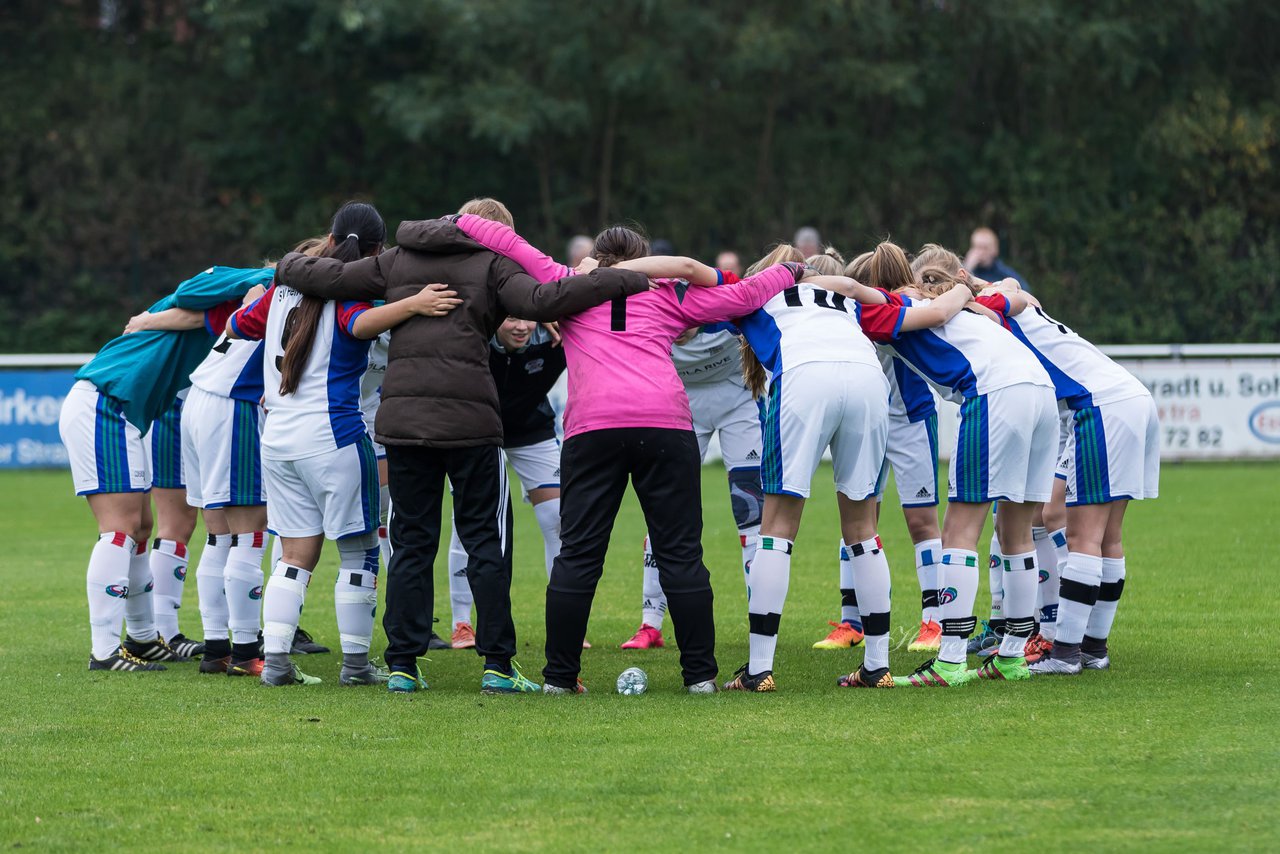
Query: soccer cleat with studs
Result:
<box><xmin>837</xmin><ymin>665</ymin><xmax>894</xmax><ymax>688</ymax></box>
<box><xmin>227</xmin><ymin>657</ymin><xmax>264</xmax><ymax>677</ymax></box>
<box><xmin>289</xmin><ymin>627</ymin><xmax>330</xmax><ymax>655</ymax></box>
<box><xmin>722</xmin><ymin>664</ymin><xmax>776</xmax><ymax>692</ymax></box>
<box><xmin>199</xmin><ymin>655</ymin><xmax>230</xmax><ymax>674</ymax></box>
<box><xmin>976</xmin><ymin>653</ymin><xmax>1031</xmax><ymax>681</ymax></box>
<box><xmin>1028</xmin><ymin>655</ymin><xmax>1082</xmax><ymax>676</ymax></box>
<box><xmin>620</xmin><ymin>624</ymin><xmax>665</xmax><ymax>650</ymax></box>
<box><xmin>89</xmin><ymin>648</ymin><xmax>167</xmax><ymax>672</ymax></box>
<box><xmin>892</xmin><ymin>657</ymin><xmax>973</xmax><ymax>687</ymax></box>
<box><xmin>812</xmin><ymin>620</ymin><xmax>864</xmax><ymax>650</ymax></box>
<box><xmin>966</xmin><ymin>620</ymin><xmax>1003</xmax><ymax>656</ymax></box>
<box><xmin>123</xmin><ymin>633</ymin><xmax>191</xmax><ymax>663</ymax></box>
<box><xmin>908</xmin><ymin>620</ymin><xmax>942</xmax><ymax>652</ymax></box>
<box><xmin>544</xmin><ymin>679</ymin><xmax>588</xmax><ymax>695</ymax></box>
<box><xmin>1081</xmin><ymin>650</ymin><xmax>1111</xmax><ymax>670</ymax></box>
<box><xmin>261</xmin><ymin>662</ymin><xmax>321</xmax><ymax>686</ymax></box>
<box><xmin>451</xmin><ymin>622</ymin><xmax>476</xmax><ymax>649</ymax></box>
<box><xmin>1023</xmin><ymin>633</ymin><xmax>1053</xmax><ymax>664</ymax></box>
<box><xmin>687</xmin><ymin>679</ymin><xmax>718</xmax><ymax>694</ymax></box>
<box><xmin>164</xmin><ymin>633</ymin><xmax>206</xmax><ymax>658</ymax></box>
<box><xmin>340</xmin><ymin>661</ymin><xmax>390</xmax><ymax>686</ymax></box>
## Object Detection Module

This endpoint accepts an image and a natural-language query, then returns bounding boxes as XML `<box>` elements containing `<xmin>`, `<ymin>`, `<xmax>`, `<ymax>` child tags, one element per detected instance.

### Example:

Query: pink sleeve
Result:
<box><xmin>456</xmin><ymin>214</ymin><xmax>573</xmax><ymax>284</ymax></box>
<box><xmin>670</xmin><ymin>263</ymin><xmax>800</xmax><ymax>326</ymax></box>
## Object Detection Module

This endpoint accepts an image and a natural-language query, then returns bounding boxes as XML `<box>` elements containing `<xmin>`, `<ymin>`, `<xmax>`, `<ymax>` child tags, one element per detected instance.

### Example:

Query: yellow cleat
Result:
<box><xmin>812</xmin><ymin>620</ymin><xmax>864</xmax><ymax>649</ymax></box>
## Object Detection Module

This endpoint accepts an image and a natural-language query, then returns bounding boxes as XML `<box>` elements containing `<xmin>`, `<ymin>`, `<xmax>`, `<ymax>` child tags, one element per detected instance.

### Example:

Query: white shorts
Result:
<box><xmin>949</xmin><ymin>382</ymin><xmax>1059</xmax><ymax>504</ymax></box>
<box><xmin>761</xmin><ymin>361</ymin><xmax>889</xmax><ymax>500</ymax></box>
<box><xmin>263</xmin><ymin>437</ymin><xmax>380</xmax><ymax>538</ymax></box>
<box><xmin>181</xmin><ymin>386</ymin><xmax>266</xmax><ymax>509</ymax></box>
<box><xmin>506</xmin><ymin>437</ymin><xmax>561</xmax><ymax>501</ymax></box>
<box><xmin>58</xmin><ymin>380</ymin><xmax>151</xmax><ymax>496</ymax></box>
<box><xmin>878</xmin><ymin>413</ymin><xmax>940</xmax><ymax>507</ymax></box>
<box><xmin>1057</xmin><ymin>395</ymin><xmax>1160</xmax><ymax>506</ymax></box>
<box><xmin>688</xmin><ymin>378</ymin><xmax>762</xmax><ymax>470</ymax></box>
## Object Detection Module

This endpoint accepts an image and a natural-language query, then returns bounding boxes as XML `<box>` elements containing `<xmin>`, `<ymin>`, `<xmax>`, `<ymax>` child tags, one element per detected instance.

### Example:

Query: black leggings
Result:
<box><xmin>544</xmin><ymin>428</ymin><xmax>717</xmax><ymax>687</ymax></box>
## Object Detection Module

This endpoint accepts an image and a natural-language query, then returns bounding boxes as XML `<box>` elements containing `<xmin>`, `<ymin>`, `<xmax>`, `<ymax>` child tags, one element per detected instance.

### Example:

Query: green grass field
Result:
<box><xmin>1</xmin><ymin>463</ymin><xmax>1276</xmax><ymax>851</ymax></box>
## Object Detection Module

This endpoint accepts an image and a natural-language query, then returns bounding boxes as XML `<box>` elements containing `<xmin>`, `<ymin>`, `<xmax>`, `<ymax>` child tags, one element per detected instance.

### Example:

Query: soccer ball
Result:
<box><xmin>616</xmin><ymin>666</ymin><xmax>648</xmax><ymax>695</ymax></box>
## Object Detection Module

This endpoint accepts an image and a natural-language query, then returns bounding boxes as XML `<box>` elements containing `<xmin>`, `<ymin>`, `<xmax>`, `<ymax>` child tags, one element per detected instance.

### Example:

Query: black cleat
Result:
<box><xmin>427</xmin><ymin>631</ymin><xmax>451</xmax><ymax>650</ymax></box>
<box><xmin>722</xmin><ymin>663</ymin><xmax>776</xmax><ymax>692</ymax></box>
<box><xmin>90</xmin><ymin>648</ymin><xmax>167</xmax><ymax>671</ymax></box>
<box><xmin>124</xmin><ymin>634</ymin><xmax>192</xmax><ymax>662</ymax></box>
<box><xmin>165</xmin><ymin>633</ymin><xmax>206</xmax><ymax>658</ymax></box>
<box><xmin>290</xmin><ymin>627</ymin><xmax>330</xmax><ymax>655</ymax></box>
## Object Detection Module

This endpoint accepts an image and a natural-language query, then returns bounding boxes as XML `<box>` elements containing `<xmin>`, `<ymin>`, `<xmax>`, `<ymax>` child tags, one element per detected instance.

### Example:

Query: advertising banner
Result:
<box><xmin>0</xmin><ymin>370</ymin><xmax>77</xmax><ymax>468</ymax></box>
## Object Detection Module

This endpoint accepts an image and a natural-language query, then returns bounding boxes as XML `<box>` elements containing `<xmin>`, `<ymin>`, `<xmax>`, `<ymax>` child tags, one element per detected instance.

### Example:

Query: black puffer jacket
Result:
<box><xmin>275</xmin><ymin>218</ymin><xmax>648</xmax><ymax>448</ymax></box>
<box><xmin>491</xmin><ymin>326</ymin><xmax>566</xmax><ymax>448</ymax></box>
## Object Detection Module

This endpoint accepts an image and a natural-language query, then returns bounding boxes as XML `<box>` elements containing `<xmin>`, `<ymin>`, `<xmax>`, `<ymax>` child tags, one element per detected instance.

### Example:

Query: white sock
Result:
<box><xmin>378</xmin><ymin>485</ymin><xmax>391</xmax><ymax>569</ymax></box>
<box><xmin>1032</xmin><ymin>527</ymin><xmax>1062</xmax><ymax>641</ymax></box>
<box><xmin>739</xmin><ymin>525</ymin><xmax>760</xmax><ymax>588</ymax></box>
<box><xmin>335</xmin><ymin>538</ymin><xmax>379</xmax><ymax>653</ymax></box>
<box><xmin>195</xmin><ymin>533</ymin><xmax>231</xmax><ymax>642</ymax></box>
<box><xmin>224</xmin><ymin>531</ymin><xmax>266</xmax><ymax>646</ymax></box>
<box><xmin>1086</xmin><ymin>557</ymin><xmax>1126</xmax><ymax>641</ymax></box>
<box><xmin>838</xmin><ymin>542</ymin><xmax>861</xmax><ymax>626</ymax></box>
<box><xmin>988</xmin><ymin>531</ymin><xmax>1004</xmax><ymax>622</ymax></box>
<box><xmin>998</xmin><ymin>550</ymin><xmax>1038</xmax><ymax>657</ymax></box>
<box><xmin>261</xmin><ymin>561</ymin><xmax>311</xmax><ymax>655</ymax></box>
<box><xmin>149</xmin><ymin>538</ymin><xmax>188</xmax><ymax>640</ymax></box>
<box><xmin>640</xmin><ymin>536</ymin><xmax>667</xmax><ymax>630</ymax></box>
<box><xmin>747</xmin><ymin>536</ymin><xmax>792</xmax><ymax>675</ymax></box>
<box><xmin>86</xmin><ymin>532</ymin><xmax>135</xmax><ymax>659</ymax></box>
<box><xmin>447</xmin><ymin>524</ymin><xmax>473</xmax><ymax>627</ymax></box>
<box><xmin>1056</xmin><ymin>552</ymin><xmax>1103</xmax><ymax>646</ymax></box>
<box><xmin>270</xmin><ymin>534</ymin><xmax>282</xmax><ymax>567</ymax></box>
<box><xmin>938</xmin><ymin>548</ymin><xmax>980</xmax><ymax>664</ymax></box>
<box><xmin>915</xmin><ymin>538</ymin><xmax>942</xmax><ymax>624</ymax></box>
<box><xmin>847</xmin><ymin>536</ymin><xmax>891</xmax><ymax>670</ymax></box>
<box><xmin>124</xmin><ymin>541</ymin><xmax>157</xmax><ymax>642</ymax></box>
<box><xmin>533</xmin><ymin>498</ymin><xmax>561</xmax><ymax>579</ymax></box>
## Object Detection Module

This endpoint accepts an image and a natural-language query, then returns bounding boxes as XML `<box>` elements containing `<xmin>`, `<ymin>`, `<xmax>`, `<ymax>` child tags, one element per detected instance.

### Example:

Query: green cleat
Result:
<box><xmin>261</xmin><ymin>663</ymin><xmax>321</xmax><ymax>687</ymax></box>
<box><xmin>480</xmin><ymin>661</ymin><xmax>542</xmax><ymax>694</ymax></box>
<box><xmin>976</xmin><ymin>653</ymin><xmax>1031</xmax><ymax>681</ymax></box>
<box><xmin>387</xmin><ymin>666</ymin><xmax>429</xmax><ymax>693</ymax></box>
<box><xmin>893</xmin><ymin>657</ymin><xmax>973</xmax><ymax>687</ymax></box>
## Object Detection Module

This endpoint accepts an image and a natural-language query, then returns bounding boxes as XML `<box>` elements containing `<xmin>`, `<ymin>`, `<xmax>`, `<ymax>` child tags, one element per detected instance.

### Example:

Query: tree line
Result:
<box><xmin>1</xmin><ymin>0</ymin><xmax>1276</xmax><ymax>351</ymax></box>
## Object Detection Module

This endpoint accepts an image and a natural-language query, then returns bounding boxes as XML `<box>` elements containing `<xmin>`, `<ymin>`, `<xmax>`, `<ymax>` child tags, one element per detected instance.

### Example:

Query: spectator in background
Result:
<box><xmin>715</xmin><ymin>251</ymin><xmax>742</xmax><ymax>279</ymax></box>
<box><xmin>965</xmin><ymin>226</ymin><xmax>1028</xmax><ymax>289</ymax></box>
<box><xmin>794</xmin><ymin>227</ymin><xmax>821</xmax><ymax>259</ymax></box>
<box><xmin>567</xmin><ymin>235</ymin><xmax>594</xmax><ymax>267</ymax></box>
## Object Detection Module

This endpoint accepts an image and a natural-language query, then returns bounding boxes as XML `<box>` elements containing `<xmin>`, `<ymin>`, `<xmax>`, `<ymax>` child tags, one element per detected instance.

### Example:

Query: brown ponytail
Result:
<box><xmin>278</xmin><ymin>202</ymin><xmax>385</xmax><ymax>395</ymax></box>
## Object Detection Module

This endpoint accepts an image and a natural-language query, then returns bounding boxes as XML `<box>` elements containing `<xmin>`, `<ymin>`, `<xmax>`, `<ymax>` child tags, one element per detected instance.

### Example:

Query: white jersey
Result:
<box><xmin>877</xmin><ymin>348</ymin><xmax>937</xmax><ymax>422</ymax></box>
<box><xmin>359</xmin><ymin>331</ymin><xmax>390</xmax><ymax>429</ymax></box>
<box><xmin>672</xmin><ymin>329</ymin><xmax>742</xmax><ymax>386</ymax></box>
<box><xmin>229</xmin><ymin>284</ymin><xmax>372</xmax><ymax>461</ymax></box>
<box><xmin>885</xmin><ymin>295</ymin><xmax>1052</xmax><ymax>404</ymax></box>
<box><xmin>1005</xmin><ymin>304</ymin><xmax>1149</xmax><ymax>409</ymax></box>
<box><xmin>737</xmin><ymin>284</ymin><xmax>903</xmax><ymax>383</ymax></box>
<box><xmin>189</xmin><ymin>335</ymin><xmax>265</xmax><ymax>403</ymax></box>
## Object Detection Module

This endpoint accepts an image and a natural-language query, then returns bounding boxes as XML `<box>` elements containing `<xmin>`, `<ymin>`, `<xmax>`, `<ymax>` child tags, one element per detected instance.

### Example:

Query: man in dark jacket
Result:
<box><xmin>274</xmin><ymin>215</ymin><xmax>650</xmax><ymax>693</ymax></box>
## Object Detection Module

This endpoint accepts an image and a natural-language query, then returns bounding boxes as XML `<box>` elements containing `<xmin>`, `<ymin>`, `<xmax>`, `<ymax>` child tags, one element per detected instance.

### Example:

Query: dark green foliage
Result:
<box><xmin>2</xmin><ymin>0</ymin><xmax>1276</xmax><ymax>350</ymax></box>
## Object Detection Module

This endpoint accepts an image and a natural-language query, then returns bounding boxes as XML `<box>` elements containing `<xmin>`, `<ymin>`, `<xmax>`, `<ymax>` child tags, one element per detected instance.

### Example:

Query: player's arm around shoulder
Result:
<box><xmin>900</xmin><ymin>282</ymin><xmax>972</xmax><ymax>331</ymax></box>
<box><xmin>350</xmin><ymin>285</ymin><xmax>462</xmax><ymax>339</ymax></box>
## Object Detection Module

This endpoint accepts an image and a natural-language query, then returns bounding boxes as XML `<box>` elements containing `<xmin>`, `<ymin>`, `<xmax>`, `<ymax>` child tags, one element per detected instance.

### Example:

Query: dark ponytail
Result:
<box><xmin>279</xmin><ymin>202</ymin><xmax>385</xmax><ymax>395</ymax></box>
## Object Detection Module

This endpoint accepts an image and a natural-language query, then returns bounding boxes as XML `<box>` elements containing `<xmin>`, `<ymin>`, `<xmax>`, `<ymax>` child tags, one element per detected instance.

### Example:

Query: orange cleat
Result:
<box><xmin>451</xmin><ymin>622</ymin><xmax>476</xmax><ymax>650</ymax></box>
<box><xmin>812</xmin><ymin>620</ymin><xmax>864</xmax><ymax>650</ymax></box>
<box><xmin>908</xmin><ymin>620</ymin><xmax>942</xmax><ymax>652</ymax></box>
<box><xmin>227</xmin><ymin>657</ymin><xmax>264</xmax><ymax>677</ymax></box>
<box><xmin>1023</xmin><ymin>633</ymin><xmax>1053</xmax><ymax>664</ymax></box>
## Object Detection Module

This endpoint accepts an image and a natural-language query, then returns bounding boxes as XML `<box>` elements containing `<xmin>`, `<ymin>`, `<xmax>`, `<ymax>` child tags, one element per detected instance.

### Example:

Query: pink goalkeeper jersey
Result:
<box><xmin>456</xmin><ymin>215</ymin><xmax>801</xmax><ymax>439</ymax></box>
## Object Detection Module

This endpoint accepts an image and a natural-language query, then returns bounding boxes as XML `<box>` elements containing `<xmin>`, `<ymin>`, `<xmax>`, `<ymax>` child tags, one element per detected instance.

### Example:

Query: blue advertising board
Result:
<box><xmin>0</xmin><ymin>370</ymin><xmax>78</xmax><ymax>468</ymax></box>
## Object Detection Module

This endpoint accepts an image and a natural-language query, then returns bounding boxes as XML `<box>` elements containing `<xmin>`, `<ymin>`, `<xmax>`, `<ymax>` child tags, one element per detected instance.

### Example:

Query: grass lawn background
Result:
<box><xmin>0</xmin><ymin>463</ymin><xmax>1275</xmax><ymax>851</ymax></box>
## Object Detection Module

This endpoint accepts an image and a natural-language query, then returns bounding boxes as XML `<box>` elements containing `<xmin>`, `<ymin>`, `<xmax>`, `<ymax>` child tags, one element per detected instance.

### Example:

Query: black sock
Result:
<box><xmin>1051</xmin><ymin>640</ymin><xmax>1082</xmax><ymax>662</ymax></box>
<box><xmin>989</xmin><ymin>617</ymin><xmax>1006</xmax><ymax>635</ymax></box>
<box><xmin>485</xmin><ymin>659</ymin><xmax>511</xmax><ymax>676</ymax></box>
<box><xmin>1081</xmin><ymin>635</ymin><xmax>1108</xmax><ymax>656</ymax></box>
<box><xmin>204</xmin><ymin>638</ymin><xmax>231</xmax><ymax>657</ymax></box>
<box><xmin>231</xmin><ymin>641</ymin><xmax>259</xmax><ymax>661</ymax></box>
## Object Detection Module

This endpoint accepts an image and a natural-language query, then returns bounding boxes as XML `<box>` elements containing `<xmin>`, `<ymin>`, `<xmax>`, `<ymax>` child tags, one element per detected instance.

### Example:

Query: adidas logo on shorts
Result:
<box><xmin>915</xmin><ymin>486</ymin><xmax>931</xmax><ymax>499</ymax></box>
<box><xmin>746</xmin><ymin>450</ymin><xmax>760</xmax><ymax>461</ymax></box>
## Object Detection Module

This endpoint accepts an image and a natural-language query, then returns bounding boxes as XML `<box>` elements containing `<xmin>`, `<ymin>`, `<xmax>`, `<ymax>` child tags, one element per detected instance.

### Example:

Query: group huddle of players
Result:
<box><xmin>60</xmin><ymin>197</ymin><xmax>1157</xmax><ymax>693</ymax></box>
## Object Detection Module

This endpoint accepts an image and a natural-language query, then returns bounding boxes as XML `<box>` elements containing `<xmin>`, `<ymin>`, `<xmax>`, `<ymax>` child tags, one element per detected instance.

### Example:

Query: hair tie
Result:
<box><xmin>346</xmin><ymin>233</ymin><xmax>360</xmax><ymax>240</ymax></box>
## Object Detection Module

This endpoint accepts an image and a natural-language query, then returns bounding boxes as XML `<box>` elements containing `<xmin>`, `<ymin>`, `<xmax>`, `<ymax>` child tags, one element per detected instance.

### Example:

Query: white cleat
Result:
<box><xmin>1081</xmin><ymin>651</ymin><xmax>1111</xmax><ymax>670</ymax></box>
<box><xmin>687</xmin><ymin>679</ymin><xmax>718</xmax><ymax>694</ymax></box>
<box><xmin>1028</xmin><ymin>656</ymin><xmax>1082</xmax><ymax>675</ymax></box>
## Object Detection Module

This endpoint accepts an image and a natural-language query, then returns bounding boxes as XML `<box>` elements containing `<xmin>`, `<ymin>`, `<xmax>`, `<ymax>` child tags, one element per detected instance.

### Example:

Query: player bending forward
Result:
<box><xmin>725</xmin><ymin>244</ymin><xmax>973</xmax><ymax>692</ymax></box>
